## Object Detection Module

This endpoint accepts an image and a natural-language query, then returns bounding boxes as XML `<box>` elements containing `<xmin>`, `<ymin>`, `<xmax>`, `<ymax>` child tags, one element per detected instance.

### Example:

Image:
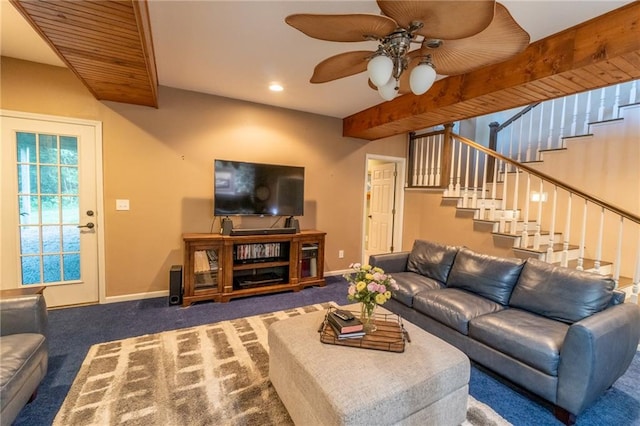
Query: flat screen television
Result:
<box><xmin>214</xmin><ymin>159</ymin><xmax>304</xmax><ymax>217</ymax></box>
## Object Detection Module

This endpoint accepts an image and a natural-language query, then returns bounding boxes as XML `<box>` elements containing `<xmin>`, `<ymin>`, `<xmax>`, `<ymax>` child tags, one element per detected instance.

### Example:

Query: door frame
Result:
<box><xmin>361</xmin><ymin>154</ymin><xmax>405</xmax><ymax>264</ymax></box>
<box><xmin>0</xmin><ymin>109</ymin><xmax>106</xmax><ymax>305</ymax></box>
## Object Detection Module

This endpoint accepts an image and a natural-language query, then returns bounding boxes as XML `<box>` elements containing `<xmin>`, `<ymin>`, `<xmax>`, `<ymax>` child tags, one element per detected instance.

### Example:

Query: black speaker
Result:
<box><xmin>284</xmin><ymin>216</ymin><xmax>300</xmax><ymax>233</ymax></box>
<box><xmin>169</xmin><ymin>265</ymin><xmax>183</xmax><ymax>306</ymax></box>
<box><xmin>221</xmin><ymin>217</ymin><xmax>233</xmax><ymax>235</ymax></box>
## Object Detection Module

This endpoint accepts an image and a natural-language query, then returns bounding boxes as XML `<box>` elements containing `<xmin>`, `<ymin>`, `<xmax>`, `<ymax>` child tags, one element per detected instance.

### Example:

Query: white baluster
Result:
<box><xmin>411</xmin><ymin>138</ymin><xmax>418</xmax><ymax>186</ymax></box>
<box><xmin>613</xmin><ymin>84</ymin><xmax>621</xmax><ymax>119</ymax></box>
<box><xmin>419</xmin><ymin>138</ymin><xmax>424</xmax><ymax>185</ymax></box>
<box><xmin>570</xmin><ymin>93</ymin><xmax>579</xmax><ymax>136</ymax></box>
<box><xmin>630</xmin><ymin>80</ymin><xmax>637</xmax><ymax>104</ymax></box>
<box><xmin>455</xmin><ymin>139</ymin><xmax>462</xmax><ymax>197</ymax></box>
<box><xmin>489</xmin><ymin>159</ymin><xmax>498</xmax><ymax>221</ymax></box>
<box><xmin>561</xmin><ymin>193</ymin><xmax>572</xmax><ymax>268</ymax></box>
<box><xmin>479</xmin><ymin>152</ymin><xmax>488</xmax><ymax>220</ymax></box>
<box><xmin>447</xmin><ymin>137</ymin><xmax>456</xmax><ymax>196</ymax></box>
<box><xmin>521</xmin><ymin>174</ymin><xmax>531</xmax><ymax>248</ymax></box>
<box><xmin>435</xmin><ymin>134</ymin><xmax>442</xmax><ymax>187</ymax></box>
<box><xmin>472</xmin><ymin>149</ymin><xmax>479</xmax><ymax>208</ymax></box>
<box><xmin>577</xmin><ymin>199</ymin><xmax>588</xmax><ymax>271</ymax></box>
<box><xmin>535</xmin><ymin>103</ymin><xmax>544</xmax><ymax>160</ymax></box>
<box><xmin>557</xmin><ymin>97</ymin><xmax>567</xmax><ymax>149</ymax></box>
<box><xmin>546</xmin><ymin>186</ymin><xmax>558</xmax><ymax>262</ymax></box>
<box><xmin>594</xmin><ymin>207</ymin><xmax>605</xmax><ymax>273</ymax></box>
<box><xmin>462</xmin><ymin>144</ymin><xmax>471</xmax><ymax>207</ymax></box>
<box><xmin>597</xmin><ymin>87</ymin><xmax>606</xmax><ymax>121</ymax></box>
<box><xmin>428</xmin><ymin>137</ymin><xmax>436</xmax><ymax>186</ymax></box>
<box><xmin>516</xmin><ymin>120</ymin><xmax>523</xmax><ymax>164</ymax></box>
<box><xmin>533</xmin><ymin>180</ymin><xmax>544</xmax><ymax>250</ymax></box>
<box><xmin>525</xmin><ymin>111</ymin><xmax>533</xmax><ymax>162</ymax></box>
<box><xmin>546</xmin><ymin>99</ymin><xmax>555</xmax><ymax>150</ymax></box>
<box><xmin>612</xmin><ymin>216</ymin><xmax>624</xmax><ymax>286</ymax></box>
<box><xmin>510</xmin><ymin>166</ymin><xmax>520</xmax><ymax>235</ymax></box>
<box><xmin>499</xmin><ymin>161</ymin><xmax>509</xmax><ymax>233</ymax></box>
<box><xmin>583</xmin><ymin>90</ymin><xmax>592</xmax><ymax>134</ymax></box>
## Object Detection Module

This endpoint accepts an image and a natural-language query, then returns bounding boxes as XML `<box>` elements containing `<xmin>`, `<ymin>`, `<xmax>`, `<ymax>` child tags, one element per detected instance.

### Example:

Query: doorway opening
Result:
<box><xmin>362</xmin><ymin>154</ymin><xmax>405</xmax><ymax>264</ymax></box>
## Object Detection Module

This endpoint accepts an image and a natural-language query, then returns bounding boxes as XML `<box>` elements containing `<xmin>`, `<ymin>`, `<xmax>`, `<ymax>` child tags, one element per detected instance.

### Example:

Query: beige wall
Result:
<box><xmin>1</xmin><ymin>58</ymin><xmax>405</xmax><ymax>298</ymax></box>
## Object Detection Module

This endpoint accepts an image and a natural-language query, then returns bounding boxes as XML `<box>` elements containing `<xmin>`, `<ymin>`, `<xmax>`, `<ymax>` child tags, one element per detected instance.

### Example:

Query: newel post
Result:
<box><xmin>488</xmin><ymin>121</ymin><xmax>500</xmax><ymax>182</ymax></box>
<box><xmin>440</xmin><ymin>123</ymin><xmax>455</xmax><ymax>190</ymax></box>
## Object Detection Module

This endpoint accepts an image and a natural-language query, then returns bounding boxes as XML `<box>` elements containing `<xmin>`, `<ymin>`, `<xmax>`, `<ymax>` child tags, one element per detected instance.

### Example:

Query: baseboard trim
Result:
<box><xmin>325</xmin><ymin>269</ymin><xmax>350</xmax><ymax>277</ymax></box>
<box><xmin>105</xmin><ymin>290</ymin><xmax>169</xmax><ymax>304</ymax></box>
<box><xmin>102</xmin><ymin>271</ymin><xmax>349</xmax><ymax>304</ymax></box>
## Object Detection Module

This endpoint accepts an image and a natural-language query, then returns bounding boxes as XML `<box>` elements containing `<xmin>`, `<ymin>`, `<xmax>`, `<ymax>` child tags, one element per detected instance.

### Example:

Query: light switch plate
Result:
<box><xmin>116</xmin><ymin>199</ymin><xmax>130</xmax><ymax>211</ymax></box>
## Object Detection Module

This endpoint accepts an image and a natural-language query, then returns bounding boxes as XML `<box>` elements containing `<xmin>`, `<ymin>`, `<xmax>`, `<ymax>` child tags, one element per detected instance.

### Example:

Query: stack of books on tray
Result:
<box><xmin>327</xmin><ymin>310</ymin><xmax>365</xmax><ymax>339</ymax></box>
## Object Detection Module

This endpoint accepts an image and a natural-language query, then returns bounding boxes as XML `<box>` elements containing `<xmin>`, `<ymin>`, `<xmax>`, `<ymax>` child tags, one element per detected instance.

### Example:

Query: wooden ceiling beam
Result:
<box><xmin>343</xmin><ymin>2</ymin><xmax>640</xmax><ymax>140</ymax></box>
<box><xmin>10</xmin><ymin>0</ymin><xmax>158</xmax><ymax>108</ymax></box>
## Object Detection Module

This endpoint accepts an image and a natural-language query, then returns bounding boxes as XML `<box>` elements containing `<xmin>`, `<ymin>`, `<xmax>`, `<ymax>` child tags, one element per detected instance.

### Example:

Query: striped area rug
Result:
<box><xmin>53</xmin><ymin>302</ymin><xmax>510</xmax><ymax>425</ymax></box>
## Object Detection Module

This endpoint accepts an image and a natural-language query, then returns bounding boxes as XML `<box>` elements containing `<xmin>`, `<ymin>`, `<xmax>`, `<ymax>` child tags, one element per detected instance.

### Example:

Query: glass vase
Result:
<box><xmin>360</xmin><ymin>302</ymin><xmax>377</xmax><ymax>333</ymax></box>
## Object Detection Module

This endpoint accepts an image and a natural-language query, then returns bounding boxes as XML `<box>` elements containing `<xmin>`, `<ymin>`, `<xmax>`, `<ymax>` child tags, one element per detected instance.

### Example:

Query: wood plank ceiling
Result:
<box><xmin>344</xmin><ymin>1</ymin><xmax>640</xmax><ymax>140</ymax></box>
<box><xmin>8</xmin><ymin>1</ymin><xmax>639</xmax><ymax>136</ymax></box>
<box><xmin>10</xmin><ymin>0</ymin><xmax>158</xmax><ymax>108</ymax></box>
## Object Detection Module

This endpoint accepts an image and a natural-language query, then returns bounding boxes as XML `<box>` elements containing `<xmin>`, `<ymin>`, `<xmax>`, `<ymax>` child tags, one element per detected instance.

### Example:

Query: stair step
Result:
<box><xmin>512</xmin><ymin>243</ymin><xmax>580</xmax><ymax>263</ymax></box>
<box><xmin>552</xmin><ymin>258</ymin><xmax>613</xmax><ymax>276</ymax></box>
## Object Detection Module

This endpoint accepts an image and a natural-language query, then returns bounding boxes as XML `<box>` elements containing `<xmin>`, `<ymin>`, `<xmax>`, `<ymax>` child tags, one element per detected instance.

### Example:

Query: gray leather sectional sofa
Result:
<box><xmin>370</xmin><ymin>239</ymin><xmax>640</xmax><ymax>425</ymax></box>
<box><xmin>0</xmin><ymin>293</ymin><xmax>48</xmax><ymax>426</ymax></box>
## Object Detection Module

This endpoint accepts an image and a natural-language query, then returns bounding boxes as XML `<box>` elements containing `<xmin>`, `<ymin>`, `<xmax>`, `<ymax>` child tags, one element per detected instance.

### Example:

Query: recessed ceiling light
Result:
<box><xmin>269</xmin><ymin>83</ymin><xmax>284</xmax><ymax>92</ymax></box>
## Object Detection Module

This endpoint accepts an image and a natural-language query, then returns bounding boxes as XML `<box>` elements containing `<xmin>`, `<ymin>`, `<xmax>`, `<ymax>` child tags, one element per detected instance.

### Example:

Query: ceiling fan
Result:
<box><xmin>285</xmin><ymin>1</ymin><xmax>530</xmax><ymax>101</ymax></box>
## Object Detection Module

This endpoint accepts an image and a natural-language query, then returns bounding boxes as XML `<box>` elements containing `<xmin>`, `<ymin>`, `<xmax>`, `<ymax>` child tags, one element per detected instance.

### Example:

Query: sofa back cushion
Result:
<box><xmin>406</xmin><ymin>240</ymin><xmax>459</xmax><ymax>284</ymax></box>
<box><xmin>509</xmin><ymin>258</ymin><xmax>615</xmax><ymax>323</ymax></box>
<box><xmin>446</xmin><ymin>248</ymin><xmax>525</xmax><ymax>305</ymax></box>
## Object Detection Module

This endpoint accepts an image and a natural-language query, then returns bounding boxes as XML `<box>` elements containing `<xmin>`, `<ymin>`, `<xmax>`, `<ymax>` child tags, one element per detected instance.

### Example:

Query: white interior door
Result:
<box><xmin>1</xmin><ymin>111</ymin><xmax>103</xmax><ymax>307</ymax></box>
<box><xmin>366</xmin><ymin>162</ymin><xmax>396</xmax><ymax>260</ymax></box>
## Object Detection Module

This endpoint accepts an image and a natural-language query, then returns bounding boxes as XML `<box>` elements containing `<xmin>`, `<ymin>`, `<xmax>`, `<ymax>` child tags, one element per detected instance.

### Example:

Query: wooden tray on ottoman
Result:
<box><xmin>319</xmin><ymin>307</ymin><xmax>406</xmax><ymax>353</ymax></box>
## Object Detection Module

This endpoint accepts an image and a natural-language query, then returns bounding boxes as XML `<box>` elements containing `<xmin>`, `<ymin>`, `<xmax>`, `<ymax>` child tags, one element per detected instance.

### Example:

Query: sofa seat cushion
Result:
<box><xmin>510</xmin><ymin>258</ymin><xmax>615</xmax><ymax>323</ymax></box>
<box><xmin>446</xmin><ymin>248</ymin><xmax>525</xmax><ymax>305</ymax></box>
<box><xmin>390</xmin><ymin>272</ymin><xmax>445</xmax><ymax>307</ymax></box>
<box><xmin>0</xmin><ymin>333</ymin><xmax>48</xmax><ymax>412</ymax></box>
<box><xmin>413</xmin><ymin>288</ymin><xmax>505</xmax><ymax>335</ymax></box>
<box><xmin>469</xmin><ymin>309</ymin><xmax>569</xmax><ymax>376</ymax></box>
<box><xmin>406</xmin><ymin>240</ymin><xmax>459</xmax><ymax>283</ymax></box>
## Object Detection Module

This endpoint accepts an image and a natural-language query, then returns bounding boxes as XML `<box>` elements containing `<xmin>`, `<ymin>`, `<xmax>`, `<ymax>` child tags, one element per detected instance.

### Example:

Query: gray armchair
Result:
<box><xmin>0</xmin><ymin>294</ymin><xmax>48</xmax><ymax>426</ymax></box>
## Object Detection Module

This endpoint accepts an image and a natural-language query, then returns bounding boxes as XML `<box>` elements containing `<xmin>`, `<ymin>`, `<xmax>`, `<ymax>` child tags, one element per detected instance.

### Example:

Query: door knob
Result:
<box><xmin>77</xmin><ymin>222</ymin><xmax>95</xmax><ymax>229</ymax></box>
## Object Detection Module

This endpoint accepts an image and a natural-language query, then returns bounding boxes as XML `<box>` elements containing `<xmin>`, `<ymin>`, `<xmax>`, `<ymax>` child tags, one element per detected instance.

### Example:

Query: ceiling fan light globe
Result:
<box><xmin>378</xmin><ymin>79</ymin><xmax>398</xmax><ymax>101</ymax></box>
<box><xmin>410</xmin><ymin>63</ymin><xmax>437</xmax><ymax>95</ymax></box>
<box><xmin>368</xmin><ymin>55</ymin><xmax>393</xmax><ymax>88</ymax></box>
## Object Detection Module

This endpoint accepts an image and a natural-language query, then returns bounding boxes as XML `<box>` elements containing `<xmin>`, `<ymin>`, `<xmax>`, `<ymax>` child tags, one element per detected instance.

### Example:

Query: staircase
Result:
<box><xmin>407</xmin><ymin>81</ymin><xmax>640</xmax><ymax>303</ymax></box>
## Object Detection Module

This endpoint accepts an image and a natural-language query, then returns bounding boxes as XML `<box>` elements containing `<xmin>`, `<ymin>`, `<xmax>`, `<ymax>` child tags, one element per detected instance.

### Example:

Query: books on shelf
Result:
<box><xmin>235</xmin><ymin>243</ymin><xmax>282</xmax><ymax>261</ymax></box>
<box><xmin>327</xmin><ymin>312</ymin><xmax>363</xmax><ymax>334</ymax></box>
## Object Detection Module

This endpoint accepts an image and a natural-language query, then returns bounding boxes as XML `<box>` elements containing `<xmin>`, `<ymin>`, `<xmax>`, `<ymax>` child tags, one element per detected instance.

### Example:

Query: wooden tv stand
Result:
<box><xmin>182</xmin><ymin>230</ymin><xmax>325</xmax><ymax>306</ymax></box>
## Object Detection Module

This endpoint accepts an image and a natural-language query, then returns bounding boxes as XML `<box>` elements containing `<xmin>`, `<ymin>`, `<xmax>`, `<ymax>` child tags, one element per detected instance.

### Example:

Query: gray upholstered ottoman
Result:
<box><xmin>268</xmin><ymin>305</ymin><xmax>470</xmax><ymax>425</ymax></box>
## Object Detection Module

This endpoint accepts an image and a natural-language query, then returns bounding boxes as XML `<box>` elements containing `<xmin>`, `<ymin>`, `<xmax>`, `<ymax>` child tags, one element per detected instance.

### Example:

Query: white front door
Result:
<box><xmin>1</xmin><ymin>111</ymin><xmax>103</xmax><ymax>307</ymax></box>
<box><xmin>366</xmin><ymin>162</ymin><xmax>397</xmax><ymax>258</ymax></box>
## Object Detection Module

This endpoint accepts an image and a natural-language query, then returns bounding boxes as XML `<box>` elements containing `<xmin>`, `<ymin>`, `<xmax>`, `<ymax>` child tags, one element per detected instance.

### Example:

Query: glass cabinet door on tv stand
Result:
<box><xmin>298</xmin><ymin>233</ymin><xmax>325</xmax><ymax>288</ymax></box>
<box><xmin>183</xmin><ymin>236</ymin><xmax>224</xmax><ymax>305</ymax></box>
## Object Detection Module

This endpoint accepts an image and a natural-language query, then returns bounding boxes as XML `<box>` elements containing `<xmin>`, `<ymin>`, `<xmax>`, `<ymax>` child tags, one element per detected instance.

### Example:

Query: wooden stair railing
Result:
<box><xmin>407</xmin><ymin>129</ymin><xmax>640</xmax><ymax>304</ymax></box>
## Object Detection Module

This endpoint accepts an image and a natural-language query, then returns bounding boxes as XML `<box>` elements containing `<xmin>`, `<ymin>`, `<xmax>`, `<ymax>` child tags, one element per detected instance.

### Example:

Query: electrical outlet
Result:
<box><xmin>338</xmin><ymin>250</ymin><xmax>344</xmax><ymax>258</ymax></box>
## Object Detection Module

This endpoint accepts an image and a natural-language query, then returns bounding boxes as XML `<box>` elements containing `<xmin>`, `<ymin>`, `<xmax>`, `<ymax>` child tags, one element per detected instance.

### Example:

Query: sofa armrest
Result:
<box><xmin>557</xmin><ymin>302</ymin><xmax>640</xmax><ymax>415</ymax></box>
<box><xmin>368</xmin><ymin>252</ymin><xmax>410</xmax><ymax>274</ymax></box>
<box><xmin>0</xmin><ymin>294</ymin><xmax>48</xmax><ymax>337</ymax></box>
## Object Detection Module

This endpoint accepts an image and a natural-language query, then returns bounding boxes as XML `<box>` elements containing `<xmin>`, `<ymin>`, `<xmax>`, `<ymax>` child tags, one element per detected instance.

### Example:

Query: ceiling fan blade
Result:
<box><xmin>377</xmin><ymin>0</ymin><xmax>496</xmax><ymax>40</ymax></box>
<box><xmin>421</xmin><ymin>3</ymin><xmax>530</xmax><ymax>76</ymax></box>
<box><xmin>285</xmin><ymin>14</ymin><xmax>397</xmax><ymax>42</ymax></box>
<box><xmin>311</xmin><ymin>51</ymin><xmax>374</xmax><ymax>83</ymax></box>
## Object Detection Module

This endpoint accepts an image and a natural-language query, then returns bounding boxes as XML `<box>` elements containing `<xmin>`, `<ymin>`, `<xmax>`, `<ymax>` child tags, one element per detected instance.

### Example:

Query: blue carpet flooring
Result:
<box><xmin>13</xmin><ymin>276</ymin><xmax>640</xmax><ymax>425</ymax></box>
